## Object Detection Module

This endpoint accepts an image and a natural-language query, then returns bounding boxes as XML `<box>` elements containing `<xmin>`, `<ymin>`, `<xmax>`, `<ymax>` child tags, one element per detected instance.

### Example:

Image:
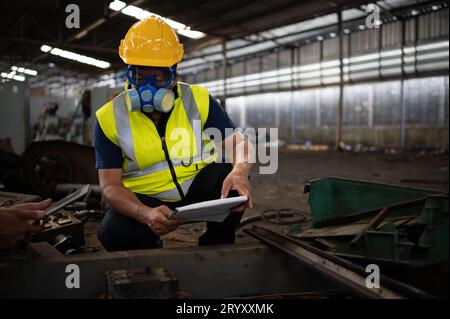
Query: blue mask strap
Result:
<box><xmin>126</xmin><ymin>65</ymin><xmax>139</xmax><ymax>86</ymax></box>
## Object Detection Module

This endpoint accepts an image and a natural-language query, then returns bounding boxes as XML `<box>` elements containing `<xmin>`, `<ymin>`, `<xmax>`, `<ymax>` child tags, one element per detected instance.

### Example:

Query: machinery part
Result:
<box><xmin>238</xmin><ymin>208</ymin><xmax>310</xmax><ymax>229</ymax></box>
<box><xmin>55</xmin><ymin>183</ymin><xmax>101</xmax><ymax>198</ymax></box>
<box><xmin>314</xmin><ymin>197</ymin><xmax>427</xmax><ymax>228</ymax></box>
<box><xmin>0</xmin><ymin>191</ymin><xmax>41</xmax><ymax>205</ymax></box>
<box><xmin>301</xmin><ymin>194</ymin><xmax>448</xmax><ymax>267</ymax></box>
<box><xmin>351</xmin><ymin>206</ymin><xmax>396</xmax><ymax>247</ymax></box>
<box><xmin>23</xmin><ymin>141</ymin><xmax>98</xmax><ymax>198</ymax></box>
<box><xmin>106</xmin><ymin>267</ymin><xmax>179</xmax><ymax>299</ymax></box>
<box><xmin>0</xmin><ymin>243</ymin><xmax>339</xmax><ymax>298</ymax></box>
<box><xmin>28</xmin><ymin>152</ymin><xmax>72</xmax><ymax>199</ymax></box>
<box><xmin>0</xmin><ymin>200</ymin><xmax>13</xmax><ymax>206</ymax></box>
<box><xmin>0</xmin><ymin>148</ymin><xmax>24</xmax><ymax>192</ymax></box>
<box><xmin>31</xmin><ymin>210</ymin><xmax>84</xmax><ymax>250</ymax></box>
<box><xmin>53</xmin><ymin>234</ymin><xmax>78</xmax><ymax>255</ymax></box>
<box><xmin>350</xmin><ymin>197</ymin><xmax>426</xmax><ymax>246</ymax></box>
<box><xmin>244</xmin><ymin>226</ymin><xmax>435</xmax><ymax>299</ymax></box>
<box><xmin>417</xmin><ymin>195</ymin><xmax>449</xmax><ymax>262</ymax></box>
<box><xmin>53</xmin><ymin>183</ymin><xmax>104</xmax><ymax>213</ymax></box>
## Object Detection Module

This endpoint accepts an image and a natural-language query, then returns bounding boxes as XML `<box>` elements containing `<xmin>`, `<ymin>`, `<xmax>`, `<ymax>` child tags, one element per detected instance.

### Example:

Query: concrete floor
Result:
<box><xmin>160</xmin><ymin>149</ymin><xmax>449</xmax><ymax>248</ymax></box>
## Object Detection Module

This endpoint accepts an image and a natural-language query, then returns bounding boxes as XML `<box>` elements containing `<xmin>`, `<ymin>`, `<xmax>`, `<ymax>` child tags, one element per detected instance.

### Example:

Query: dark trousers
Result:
<box><xmin>97</xmin><ymin>163</ymin><xmax>243</xmax><ymax>251</ymax></box>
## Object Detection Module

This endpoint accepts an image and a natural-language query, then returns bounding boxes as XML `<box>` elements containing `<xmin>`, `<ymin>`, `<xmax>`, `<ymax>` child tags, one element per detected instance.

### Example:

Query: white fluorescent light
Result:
<box><xmin>40</xmin><ymin>45</ymin><xmax>52</xmax><ymax>52</ymax></box>
<box><xmin>50</xmin><ymin>47</ymin><xmax>62</xmax><ymax>55</ymax></box>
<box><xmin>40</xmin><ymin>45</ymin><xmax>111</xmax><ymax>68</ymax></box>
<box><xmin>122</xmin><ymin>5</ymin><xmax>144</xmax><ymax>18</ymax></box>
<box><xmin>109</xmin><ymin>0</ymin><xmax>126</xmax><ymax>11</ymax></box>
<box><xmin>10</xmin><ymin>65</ymin><xmax>38</xmax><ymax>76</ymax></box>
<box><xmin>135</xmin><ymin>10</ymin><xmax>151</xmax><ymax>20</ymax></box>
<box><xmin>164</xmin><ymin>18</ymin><xmax>186</xmax><ymax>30</ymax></box>
<box><xmin>24</xmin><ymin>69</ymin><xmax>38</xmax><ymax>76</ymax></box>
<box><xmin>113</xmin><ymin>4</ymin><xmax>206</xmax><ymax>40</ymax></box>
<box><xmin>1</xmin><ymin>72</ymin><xmax>25</xmax><ymax>82</ymax></box>
<box><xmin>172</xmin><ymin>28</ymin><xmax>206</xmax><ymax>40</ymax></box>
<box><xmin>13</xmin><ymin>75</ymin><xmax>25</xmax><ymax>81</ymax></box>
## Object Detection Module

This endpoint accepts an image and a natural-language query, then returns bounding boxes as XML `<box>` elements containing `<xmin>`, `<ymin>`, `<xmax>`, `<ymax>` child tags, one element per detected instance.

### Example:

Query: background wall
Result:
<box><xmin>226</xmin><ymin>76</ymin><xmax>449</xmax><ymax>149</ymax></box>
<box><xmin>0</xmin><ymin>82</ymin><xmax>27</xmax><ymax>153</ymax></box>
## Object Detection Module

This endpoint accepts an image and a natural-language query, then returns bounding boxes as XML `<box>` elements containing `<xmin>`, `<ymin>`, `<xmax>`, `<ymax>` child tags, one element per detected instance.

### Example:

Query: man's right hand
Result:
<box><xmin>0</xmin><ymin>199</ymin><xmax>50</xmax><ymax>235</ymax></box>
<box><xmin>137</xmin><ymin>205</ymin><xmax>182</xmax><ymax>236</ymax></box>
<box><xmin>0</xmin><ymin>199</ymin><xmax>51</xmax><ymax>249</ymax></box>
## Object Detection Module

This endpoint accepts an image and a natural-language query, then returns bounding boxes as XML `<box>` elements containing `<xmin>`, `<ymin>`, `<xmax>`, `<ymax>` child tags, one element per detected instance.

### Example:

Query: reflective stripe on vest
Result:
<box><xmin>150</xmin><ymin>176</ymin><xmax>195</xmax><ymax>201</ymax></box>
<box><xmin>179</xmin><ymin>82</ymin><xmax>203</xmax><ymax>163</ymax></box>
<box><xmin>112</xmin><ymin>93</ymin><xmax>139</xmax><ymax>172</ymax></box>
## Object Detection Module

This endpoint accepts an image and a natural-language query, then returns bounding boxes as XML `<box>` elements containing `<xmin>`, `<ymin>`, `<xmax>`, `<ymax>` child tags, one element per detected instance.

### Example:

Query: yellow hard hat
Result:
<box><xmin>119</xmin><ymin>16</ymin><xmax>184</xmax><ymax>67</ymax></box>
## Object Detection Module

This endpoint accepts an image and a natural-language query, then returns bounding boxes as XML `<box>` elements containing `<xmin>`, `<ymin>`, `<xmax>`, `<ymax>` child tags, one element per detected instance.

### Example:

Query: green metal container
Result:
<box><xmin>303</xmin><ymin>177</ymin><xmax>448</xmax><ymax>267</ymax></box>
<box><xmin>305</xmin><ymin>177</ymin><xmax>441</xmax><ymax>227</ymax></box>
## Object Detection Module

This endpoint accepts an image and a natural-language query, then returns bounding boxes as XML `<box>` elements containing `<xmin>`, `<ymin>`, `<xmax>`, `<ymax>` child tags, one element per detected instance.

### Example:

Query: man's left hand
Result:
<box><xmin>221</xmin><ymin>168</ymin><xmax>253</xmax><ymax>212</ymax></box>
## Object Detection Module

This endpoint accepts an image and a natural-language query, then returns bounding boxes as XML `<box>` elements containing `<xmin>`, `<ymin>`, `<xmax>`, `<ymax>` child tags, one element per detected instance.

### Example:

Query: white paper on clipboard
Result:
<box><xmin>169</xmin><ymin>196</ymin><xmax>248</xmax><ymax>222</ymax></box>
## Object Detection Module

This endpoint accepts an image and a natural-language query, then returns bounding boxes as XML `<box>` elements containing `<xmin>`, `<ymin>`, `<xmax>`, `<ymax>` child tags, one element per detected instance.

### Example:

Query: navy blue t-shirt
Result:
<box><xmin>94</xmin><ymin>90</ymin><xmax>236</xmax><ymax>169</ymax></box>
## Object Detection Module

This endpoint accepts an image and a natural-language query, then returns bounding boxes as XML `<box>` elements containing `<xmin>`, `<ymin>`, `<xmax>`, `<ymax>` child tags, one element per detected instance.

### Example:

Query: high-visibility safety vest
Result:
<box><xmin>96</xmin><ymin>82</ymin><xmax>217</xmax><ymax>202</ymax></box>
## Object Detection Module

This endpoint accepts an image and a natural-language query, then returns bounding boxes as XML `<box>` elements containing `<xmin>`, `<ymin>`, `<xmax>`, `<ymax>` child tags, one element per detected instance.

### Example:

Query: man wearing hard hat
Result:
<box><xmin>94</xmin><ymin>16</ymin><xmax>254</xmax><ymax>251</ymax></box>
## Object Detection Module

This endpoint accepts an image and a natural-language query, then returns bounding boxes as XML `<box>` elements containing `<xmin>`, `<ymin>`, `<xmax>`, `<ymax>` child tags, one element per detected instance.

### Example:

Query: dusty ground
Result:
<box><xmin>157</xmin><ymin>149</ymin><xmax>449</xmax><ymax>248</ymax></box>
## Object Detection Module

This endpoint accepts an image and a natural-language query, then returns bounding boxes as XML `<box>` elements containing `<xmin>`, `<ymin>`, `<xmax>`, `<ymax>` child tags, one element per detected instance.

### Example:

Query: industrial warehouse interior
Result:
<box><xmin>0</xmin><ymin>0</ymin><xmax>449</xmax><ymax>304</ymax></box>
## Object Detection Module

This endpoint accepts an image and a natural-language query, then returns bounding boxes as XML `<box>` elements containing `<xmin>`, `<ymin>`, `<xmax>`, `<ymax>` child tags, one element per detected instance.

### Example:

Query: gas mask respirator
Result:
<box><xmin>125</xmin><ymin>65</ymin><xmax>175</xmax><ymax>113</ymax></box>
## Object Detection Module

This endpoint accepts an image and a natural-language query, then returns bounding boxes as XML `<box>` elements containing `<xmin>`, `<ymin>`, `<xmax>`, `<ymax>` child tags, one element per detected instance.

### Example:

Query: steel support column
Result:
<box><xmin>335</xmin><ymin>8</ymin><xmax>344</xmax><ymax>150</ymax></box>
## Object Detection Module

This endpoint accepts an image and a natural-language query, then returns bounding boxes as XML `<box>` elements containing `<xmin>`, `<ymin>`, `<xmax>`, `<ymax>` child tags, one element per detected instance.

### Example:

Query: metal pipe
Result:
<box><xmin>244</xmin><ymin>226</ymin><xmax>405</xmax><ymax>299</ymax></box>
<box><xmin>335</xmin><ymin>8</ymin><xmax>344</xmax><ymax>150</ymax></box>
<box><xmin>221</xmin><ymin>38</ymin><xmax>228</xmax><ymax>108</ymax></box>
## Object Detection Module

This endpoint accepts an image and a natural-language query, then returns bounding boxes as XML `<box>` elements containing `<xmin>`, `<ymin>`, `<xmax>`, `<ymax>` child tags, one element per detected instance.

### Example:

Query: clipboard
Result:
<box><xmin>168</xmin><ymin>196</ymin><xmax>248</xmax><ymax>222</ymax></box>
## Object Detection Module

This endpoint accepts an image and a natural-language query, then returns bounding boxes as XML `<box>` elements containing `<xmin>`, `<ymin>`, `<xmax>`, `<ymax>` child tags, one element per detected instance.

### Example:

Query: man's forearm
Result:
<box><xmin>102</xmin><ymin>184</ymin><xmax>147</xmax><ymax>224</ymax></box>
<box><xmin>225</xmin><ymin>132</ymin><xmax>255</xmax><ymax>175</ymax></box>
<box><xmin>232</xmin><ymin>139</ymin><xmax>254</xmax><ymax>174</ymax></box>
